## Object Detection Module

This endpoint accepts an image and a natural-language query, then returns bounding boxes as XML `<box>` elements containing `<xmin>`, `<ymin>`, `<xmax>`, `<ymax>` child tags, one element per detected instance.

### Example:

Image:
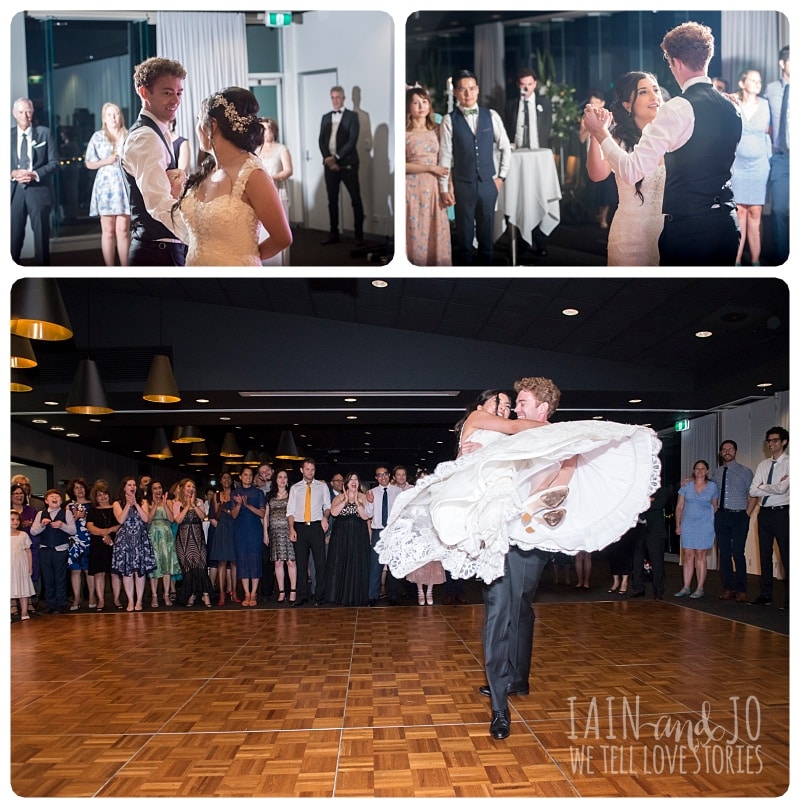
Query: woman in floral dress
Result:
<box><xmin>406</xmin><ymin>87</ymin><xmax>451</xmax><ymax>265</ymax></box>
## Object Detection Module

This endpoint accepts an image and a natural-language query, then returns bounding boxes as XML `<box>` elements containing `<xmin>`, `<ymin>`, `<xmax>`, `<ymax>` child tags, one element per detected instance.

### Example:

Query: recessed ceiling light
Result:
<box><xmin>32</xmin><ymin>418</ymin><xmax>47</xmax><ymax>424</ymax></box>
<box><xmin>44</xmin><ymin>400</ymin><xmax>59</xmax><ymax>406</ymax></box>
<box><xmin>372</xmin><ymin>279</ymin><xmax>388</xmax><ymax>288</ymax></box>
<box><xmin>220</xmin><ymin>416</ymin><xmax>231</xmax><ymax>421</ymax></box>
<box><xmin>756</xmin><ymin>382</ymin><xmax>773</xmax><ymax>388</ymax></box>
<box><xmin>592</xmin><ymin>416</ymin><xmax>603</xmax><ymax>420</ymax></box>
<box><xmin>347</xmin><ymin>415</ymin><xmax>358</xmax><ymax>420</ymax></box>
<box><xmin>562</xmin><ymin>308</ymin><xmax>579</xmax><ymax>316</ymax></box>
<box><xmin>50</xmin><ymin>426</ymin><xmax>65</xmax><ymax>431</ymax></box>
<box><xmin>364</xmin><ymin>442</ymin><xmax>371</xmax><ymax>446</ymax></box>
<box><xmin>196</xmin><ymin>398</ymin><xmax>210</xmax><ymax>403</ymax></box>
<box><xmin>66</xmin><ymin>432</ymin><xmax>79</xmax><ymax>438</ymax></box>
<box><xmin>133</xmin><ymin>449</ymin><xmax>141</xmax><ymax>453</ymax></box>
<box><xmin>695</xmin><ymin>330</ymin><xmax>713</xmax><ymax>338</ymax></box>
<box><xmin>89</xmin><ymin>418</ymin><xmax>102</xmax><ymax>423</ymax></box>
<box><xmin>629</xmin><ymin>398</ymin><xmax>642</xmax><ymax>404</ymax></box>
<box><xmin>101</xmin><ymin>439</ymin><xmax>110</xmax><ymax>443</ymax></box>
<box><xmin>344</xmin><ymin>397</ymin><xmax>357</xmax><ymax>402</ymax></box>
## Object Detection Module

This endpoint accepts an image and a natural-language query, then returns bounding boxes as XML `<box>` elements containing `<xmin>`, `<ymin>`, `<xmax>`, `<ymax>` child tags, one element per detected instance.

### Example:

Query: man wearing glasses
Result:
<box><xmin>749</xmin><ymin>427</ymin><xmax>789</xmax><ymax>608</ymax></box>
<box><xmin>582</xmin><ymin>21</ymin><xmax>741</xmax><ymax>265</ymax></box>
<box><xmin>365</xmin><ymin>466</ymin><xmax>402</xmax><ymax>606</ymax></box>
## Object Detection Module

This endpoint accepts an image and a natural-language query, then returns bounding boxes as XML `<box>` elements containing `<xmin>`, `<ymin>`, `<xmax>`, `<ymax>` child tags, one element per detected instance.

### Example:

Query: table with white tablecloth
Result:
<box><xmin>494</xmin><ymin>147</ymin><xmax>562</xmax><ymax>263</ymax></box>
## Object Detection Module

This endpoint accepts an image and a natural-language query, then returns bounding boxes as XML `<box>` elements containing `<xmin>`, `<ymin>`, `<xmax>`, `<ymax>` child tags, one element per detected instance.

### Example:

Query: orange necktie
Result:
<box><xmin>304</xmin><ymin>483</ymin><xmax>312</xmax><ymax>522</ymax></box>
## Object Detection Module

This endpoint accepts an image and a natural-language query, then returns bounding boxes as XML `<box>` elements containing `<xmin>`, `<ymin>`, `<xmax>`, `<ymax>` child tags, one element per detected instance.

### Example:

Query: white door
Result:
<box><xmin>301</xmin><ymin>69</ymin><xmax>356</xmax><ymax>234</ymax></box>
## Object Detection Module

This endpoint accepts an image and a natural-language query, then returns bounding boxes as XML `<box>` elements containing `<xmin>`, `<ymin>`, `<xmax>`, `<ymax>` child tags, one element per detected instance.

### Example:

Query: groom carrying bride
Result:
<box><xmin>583</xmin><ymin>21</ymin><xmax>741</xmax><ymax>265</ymax></box>
<box><xmin>121</xmin><ymin>57</ymin><xmax>190</xmax><ymax>266</ymax></box>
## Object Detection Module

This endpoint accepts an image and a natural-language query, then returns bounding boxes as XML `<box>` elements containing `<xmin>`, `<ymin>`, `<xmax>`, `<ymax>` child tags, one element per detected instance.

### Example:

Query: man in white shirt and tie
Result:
<box><xmin>287</xmin><ymin>458</ymin><xmax>331</xmax><ymax>606</ymax></box>
<box><xmin>502</xmin><ymin>68</ymin><xmax>553</xmax><ymax>257</ymax></box>
<box><xmin>749</xmin><ymin>427</ymin><xmax>789</xmax><ymax>608</ymax></box>
<box><xmin>365</xmin><ymin>466</ymin><xmax>402</xmax><ymax>606</ymax></box>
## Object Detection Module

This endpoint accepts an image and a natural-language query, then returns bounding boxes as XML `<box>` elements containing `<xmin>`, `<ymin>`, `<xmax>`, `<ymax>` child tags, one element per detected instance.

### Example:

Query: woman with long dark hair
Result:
<box><xmin>172</xmin><ymin>86</ymin><xmax>292</xmax><ymax>265</ymax></box>
<box><xmin>112</xmin><ymin>476</ymin><xmax>156</xmax><ymax>612</ymax></box>
<box><xmin>586</xmin><ymin>71</ymin><xmax>665</xmax><ymax>265</ymax></box>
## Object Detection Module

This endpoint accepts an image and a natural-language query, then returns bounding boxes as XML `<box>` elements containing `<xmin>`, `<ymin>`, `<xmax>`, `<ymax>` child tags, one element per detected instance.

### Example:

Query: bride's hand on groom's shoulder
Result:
<box><xmin>166</xmin><ymin>168</ymin><xmax>186</xmax><ymax>200</ymax></box>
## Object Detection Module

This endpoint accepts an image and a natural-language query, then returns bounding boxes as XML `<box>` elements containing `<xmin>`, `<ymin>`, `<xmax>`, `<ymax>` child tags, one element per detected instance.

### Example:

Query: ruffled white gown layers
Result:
<box><xmin>376</xmin><ymin>421</ymin><xmax>661</xmax><ymax>583</ymax></box>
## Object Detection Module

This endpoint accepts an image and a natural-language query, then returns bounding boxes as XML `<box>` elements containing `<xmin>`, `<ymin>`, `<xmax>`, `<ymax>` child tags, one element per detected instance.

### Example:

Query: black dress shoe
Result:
<box><xmin>749</xmin><ymin>595</ymin><xmax>772</xmax><ymax>606</ymax></box>
<box><xmin>292</xmin><ymin>597</ymin><xmax>308</xmax><ymax>607</ymax></box>
<box><xmin>490</xmin><ymin>709</ymin><xmax>511</xmax><ymax>740</ymax></box>
<box><xmin>321</xmin><ymin>234</ymin><xmax>340</xmax><ymax>245</ymax></box>
<box><xmin>479</xmin><ymin>684</ymin><xmax>529</xmax><ymax>697</ymax></box>
<box><xmin>368</xmin><ymin>599</ymin><xmax>377</xmax><ymax>607</ymax></box>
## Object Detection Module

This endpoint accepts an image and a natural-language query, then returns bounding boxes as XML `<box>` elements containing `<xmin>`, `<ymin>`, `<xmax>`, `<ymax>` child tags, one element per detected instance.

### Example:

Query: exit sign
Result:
<box><xmin>675</xmin><ymin>419</ymin><xmax>690</xmax><ymax>432</ymax></box>
<box><xmin>265</xmin><ymin>12</ymin><xmax>292</xmax><ymax>27</ymax></box>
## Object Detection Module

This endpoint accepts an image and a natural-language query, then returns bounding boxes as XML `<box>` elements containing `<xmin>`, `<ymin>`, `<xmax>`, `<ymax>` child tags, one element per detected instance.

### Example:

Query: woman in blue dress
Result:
<box><xmin>84</xmin><ymin>102</ymin><xmax>131</xmax><ymax>266</ymax></box>
<box><xmin>210</xmin><ymin>472</ymin><xmax>238</xmax><ymax>604</ymax></box>
<box><xmin>231</xmin><ymin>467</ymin><xmax>266</xmax><ymax>606</ymax></box>
<box><xmin>112</xmin><ymin>476</ymin><xmax>157</xmax><ymax>611</ymax></box>
<box><xmin>731</xmin><ymin>70</ymin><xmax>771</xmax><ymax>266</ymax></box>
<box><xmin>66</xmin><ymin>477</ymin><xmax>95</xmax><ymax>609</ymax></box>
<box><xmin>674</xmin><ymin>460</ymin><xmax>719</xmax><ymax>599</ymax></box>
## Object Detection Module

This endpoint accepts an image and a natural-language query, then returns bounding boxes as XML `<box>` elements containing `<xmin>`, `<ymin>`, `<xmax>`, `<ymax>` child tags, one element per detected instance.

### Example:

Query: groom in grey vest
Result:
<box><xmin>439</xmin><ymin>69</ymin><xmax>511</xmax><ymax>265</ymax></box>
<box><xmin>584</xmin><ymin>22</ymin><xmax>741</xmax><ymax>265</ymax></box>
<box><xmin>121</xmin><ymin>57</ymin><xmax>189</xmax><ymax>266</ymax></box>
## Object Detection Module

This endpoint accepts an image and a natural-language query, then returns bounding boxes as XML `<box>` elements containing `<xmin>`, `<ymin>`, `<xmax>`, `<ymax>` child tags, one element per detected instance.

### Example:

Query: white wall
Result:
<box><xmin>282</xmin><ymin>10</ymin><xmax>394</xmax><ymax>236</ymax></box>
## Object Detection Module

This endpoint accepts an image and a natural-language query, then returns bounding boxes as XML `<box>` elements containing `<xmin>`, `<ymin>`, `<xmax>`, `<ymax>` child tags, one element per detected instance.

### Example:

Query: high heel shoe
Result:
<box><xmin>229</xmin><ymin>590</ymin><xmax>242</xmax><ymax>604</ymax></box>
<box><xmin>276</xmin><ymin>589</ymin><xmax>286</xmax><ymax>603</ymax></box>
<box><xmin>202</xmin><ymin>594</ymin><xmax>212</xmax><ymax>608</ymax></box>
<box><xmin>289</xmin><ymin>588</ymin><xmax>297</xmax><ymax>605</ymax></box>
<box><xmin>523</xmin><ymin>485</ymin><xmax>569</xmax><ymax>514</ymax></box>
<box><xmin>522</xmin><ymin>508</ymin><xmax>566</xmax><ymax>533</ymax></box>
<box><xmin>217</xmin><ymin>591</ymin><xmax>226</xmax><ymax>606</ymax></box>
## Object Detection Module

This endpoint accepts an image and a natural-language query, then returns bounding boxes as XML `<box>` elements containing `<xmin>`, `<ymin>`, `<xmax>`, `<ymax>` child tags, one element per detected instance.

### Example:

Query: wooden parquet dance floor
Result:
<box><xmin>10</xmin><ymin>600</ymin><xmax>789</xmax><ymax>798</ymax></box>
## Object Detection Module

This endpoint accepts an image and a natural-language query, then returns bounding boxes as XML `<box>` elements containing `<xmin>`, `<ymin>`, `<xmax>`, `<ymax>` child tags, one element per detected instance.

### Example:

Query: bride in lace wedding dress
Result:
<box><xmin>587</xmin><ymin>72</ymin><xmax>666</xmax><ymax>266</ymax></box>
<box><xmin>171</xmin><ymin>87</ymin><xmax>292</xmax><ymax>266</ymax></box>
<box><xmin>376</xmin><ymin>381</ymin><xmax>662</xmax><ymax>584</ymax></box>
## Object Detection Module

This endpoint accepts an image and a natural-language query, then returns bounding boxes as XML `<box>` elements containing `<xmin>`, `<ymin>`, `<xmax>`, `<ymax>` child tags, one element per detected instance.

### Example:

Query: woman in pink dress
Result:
<box><xmin>406</xmin><ymin>87</ymin><xmax>451</xmax><ymax>265</ymax></box>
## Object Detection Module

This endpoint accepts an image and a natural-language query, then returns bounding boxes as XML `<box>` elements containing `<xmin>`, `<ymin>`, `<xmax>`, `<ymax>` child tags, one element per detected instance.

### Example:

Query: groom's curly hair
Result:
<box><xmin>133</xmin><ymin>57</ymin><xmax>186</xmax><ymax>90</ymax></box>
<box><xmin>514</xmin><ymin>377</ymin><xmax>561</xmax><ymax>417</ymax></box>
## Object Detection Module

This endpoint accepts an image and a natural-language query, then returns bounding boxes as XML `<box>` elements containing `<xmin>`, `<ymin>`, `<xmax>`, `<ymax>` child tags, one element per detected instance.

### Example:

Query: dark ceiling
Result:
<box><xmin>10</xmin><ymin>276</ymin><xmax>789</xmax><ymax>480</ymax></box>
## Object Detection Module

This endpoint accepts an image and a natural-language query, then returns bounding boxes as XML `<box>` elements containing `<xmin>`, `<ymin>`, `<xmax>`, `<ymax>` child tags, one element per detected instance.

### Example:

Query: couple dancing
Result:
<box><xmin>121</xmin><ymin>57</ymin><xmax>292</xmax><ymax>266</ymax></box>
<box><xmin>377</xmin><ymin>377</ymin><xmax>661</xmax><ymax>740</ymax></box>
<box><xmin>583</xmin><ymin>21</ymin><xmax>741</xmax><ymax>266</ymax></box>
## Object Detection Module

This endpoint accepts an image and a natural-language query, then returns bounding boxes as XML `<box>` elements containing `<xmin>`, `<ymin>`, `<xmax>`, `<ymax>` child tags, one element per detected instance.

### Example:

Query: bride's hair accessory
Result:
<box><xmin>209</xmin><ymin>93</ymin><xmax>256</xmax><ymax>133</ymax></box>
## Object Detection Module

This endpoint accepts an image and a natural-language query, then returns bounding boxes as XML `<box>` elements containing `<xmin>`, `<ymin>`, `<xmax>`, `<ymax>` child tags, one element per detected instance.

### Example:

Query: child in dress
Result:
<box><xmin>11</xmin><ymin>510</ymin><xmax>36</xmax><ymax>620</ymax></box>
<box><xmin>407</xmin><ymin>559</ymin><xmax>446</xmax><ymax>605</ymax></box>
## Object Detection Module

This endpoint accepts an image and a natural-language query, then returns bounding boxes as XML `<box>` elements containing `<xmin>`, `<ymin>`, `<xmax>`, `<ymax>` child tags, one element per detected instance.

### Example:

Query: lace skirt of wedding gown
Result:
<box><xmin>607</xmin><ymin>163</ymin><xmax>665</xmax><ymax>266</ymax></box>
<box><xmin>376</xmin><ymin>421</ymin><xmax>662</xmax><ymax>583</ymax></box>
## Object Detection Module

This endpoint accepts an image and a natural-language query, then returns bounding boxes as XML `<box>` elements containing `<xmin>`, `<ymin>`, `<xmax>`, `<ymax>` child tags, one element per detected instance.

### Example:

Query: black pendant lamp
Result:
<box><xmin>220</xmin><ymin>432</ymin><xmax>243</xmax><ymax>458</ymax></box>
<box><xmin>10</xmin><ymin>278</ymin><xmax>73</xmax><ymax>340</ymax></box>
<box><xmin>275</xmin><ymin>430</ymin><xmax>304</xmax><ymax>460</ymax></box>
<box><xmin>143</xmin><ymin>355</ymin><xmax>180</xmax><ymax>403</ymax></box>
<box><xmin>147</xmin><ymin>428</ymin><xmax>173</xmax><ymax>459</ymax></box>
<box><xmin>11</xmin><ymin>334</ymin><xmax>37</xmax><ymax>368</ymax></box>
<box><xmin>65</xmin><ymin>358</ymin><xmax>114</xmax><ymax>414</ymax></box>
<box><xmin>10</xmin><ymin>369</ymin><xmax>33</xmax><ymax>392</ymax></box>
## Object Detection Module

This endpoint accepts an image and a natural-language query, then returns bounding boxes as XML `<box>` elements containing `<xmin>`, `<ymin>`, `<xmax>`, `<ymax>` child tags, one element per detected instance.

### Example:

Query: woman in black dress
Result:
<box><xmin>172</xmin><ymin>478</ymin><xmax>213</xmax><ymax>607</ymax></box>
<box><xmin>325</xmin><ymin>472</ymin><xmax>371</xmax><ymax>606</ymax></box>
<box><xmin>86</xmin><ymin>480</ymin><xmax>119</xmax><ymax>611</ymax></box>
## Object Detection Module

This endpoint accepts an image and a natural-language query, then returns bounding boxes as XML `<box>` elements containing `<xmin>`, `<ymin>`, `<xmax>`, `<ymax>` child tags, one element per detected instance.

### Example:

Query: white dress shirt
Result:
<box><xmin>121</xmin><ymin>110</ymin><xmax>189</xmax><ymax>243</ymax></box>
<box><xmin>365</xmin><ymin>483</ymin><xmax>402</xmax><ymax>529</ymax></box>
<box><xmin>287</xmin><ymin>478</ymin><xmax>332</xmax><ymax>523</ymax></box>
<box><xmin>749</xmin><ymin>453</ymin><xmax>790</xmax><ymax>507</ymax></box>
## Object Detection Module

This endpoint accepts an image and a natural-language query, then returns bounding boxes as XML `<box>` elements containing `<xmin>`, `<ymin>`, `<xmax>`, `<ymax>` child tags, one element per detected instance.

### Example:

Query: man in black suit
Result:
<box><xmin>318</xmin><ymin>86</ymin><xmax>364</xmax><ymax>246</ymax></box>
<box><xmin>503</xmin><ymin>68</ymin><xmax>553</xmax><ymax>257</ymax></box>
<box><xmin>11</xmin><ymin>98</ymin><xmax>59</xmax><ymax>264</ymax></box>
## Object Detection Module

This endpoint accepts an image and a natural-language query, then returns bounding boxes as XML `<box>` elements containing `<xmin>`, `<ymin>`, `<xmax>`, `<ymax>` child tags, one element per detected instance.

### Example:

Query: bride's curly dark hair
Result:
<box><xmin>609</xmin><ymin>71</ymin><xmax>659</xmax><ymax>204</ymax></box>
<box><xmin>173</xmin><ymin>87</ymin><xmax>264</xmax><ymax>214</ymax></box>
